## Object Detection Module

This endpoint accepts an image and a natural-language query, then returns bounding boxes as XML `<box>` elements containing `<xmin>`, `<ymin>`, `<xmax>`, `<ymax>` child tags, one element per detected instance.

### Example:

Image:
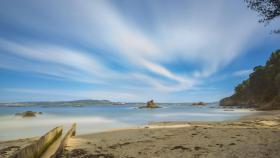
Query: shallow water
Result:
<box><xmin>0</xmin><ymin>103</ymin><xmax>255</xmax><ymax>141</ymax></box>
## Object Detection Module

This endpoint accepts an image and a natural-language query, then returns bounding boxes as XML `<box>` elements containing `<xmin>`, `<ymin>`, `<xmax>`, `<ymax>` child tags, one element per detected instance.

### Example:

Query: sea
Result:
<box><xmin>0</xmin><ymin>103</ymin><xmax>256</xmax><ymax>141</ymax></box>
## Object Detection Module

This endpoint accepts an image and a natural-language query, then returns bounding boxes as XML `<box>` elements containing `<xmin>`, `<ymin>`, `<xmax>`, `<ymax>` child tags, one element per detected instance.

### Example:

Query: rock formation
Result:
<box><xmin>192</xmin><ymin>102</ymin><xmax>208</xmax><ymax>106</ymax></box>
<box><xmin>15</xmin><ymin>111</ymin><xmax>43</xmax><ymax>117</ymax></box>
<box><xmin>139</xmin><ymin>100</ymin><xmax>160</xmax><ymax>109</ymax></box>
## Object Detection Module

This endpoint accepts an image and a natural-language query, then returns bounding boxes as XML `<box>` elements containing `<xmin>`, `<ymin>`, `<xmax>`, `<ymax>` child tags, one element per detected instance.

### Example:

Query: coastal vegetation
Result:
<box><xmin>220</xmin><ymin>49</ymin><xmax>280</xmax><ymax>110</ymax></box>
<box><xmin>245</xmin><ymin>0</ymin><xmax>280</xmax><ymax>33</ymax></box>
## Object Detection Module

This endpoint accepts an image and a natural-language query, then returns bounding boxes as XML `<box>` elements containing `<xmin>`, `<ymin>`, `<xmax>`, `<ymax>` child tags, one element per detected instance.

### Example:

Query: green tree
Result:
<box><xmin>245</xmin><ymin>0</ymin><xmax>280</xmax><ymax>33</ymax></box>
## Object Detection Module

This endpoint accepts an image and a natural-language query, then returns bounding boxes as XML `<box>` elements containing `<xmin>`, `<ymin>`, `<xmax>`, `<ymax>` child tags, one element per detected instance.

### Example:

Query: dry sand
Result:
<box><xmin>65</xmin><ymin>111</ymin><xmax>280</xmax><ymax>158</ymax></box>
<box><xmin>0</xmin><ymin>137</ymin><xmax>37</xmax><ymax>158</ymax></box>
<box><xmin>1</xmin><ymin>110</ymin><xmax>280</xmax><ymax>158</ymax></box>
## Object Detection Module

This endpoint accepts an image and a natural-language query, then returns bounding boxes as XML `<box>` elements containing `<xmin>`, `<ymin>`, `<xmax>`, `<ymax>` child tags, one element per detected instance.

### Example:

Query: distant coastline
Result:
<box><xmin>0</xmin><ymin>99</ymin><xmax>127</xmax><ymax>107</ymax></box>
<box><xmin>0</xmin><ymin>100</ymin><xmax>219</xmax><ymax>107</ymax></box>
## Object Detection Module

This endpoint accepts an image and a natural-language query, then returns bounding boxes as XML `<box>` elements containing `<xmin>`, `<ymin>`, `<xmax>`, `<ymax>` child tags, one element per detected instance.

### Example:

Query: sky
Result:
<box><xmin>0</xmin><ymin>0</ymin><xmax>279</xmax><ymax>103</ymax></box>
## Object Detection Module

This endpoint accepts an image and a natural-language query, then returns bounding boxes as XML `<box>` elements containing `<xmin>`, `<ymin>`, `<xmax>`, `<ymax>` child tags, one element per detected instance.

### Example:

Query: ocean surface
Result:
<box><xmin>0</xmin><ymin>103</ymin><xmax>255</xmax><ymax>141</ymax></box>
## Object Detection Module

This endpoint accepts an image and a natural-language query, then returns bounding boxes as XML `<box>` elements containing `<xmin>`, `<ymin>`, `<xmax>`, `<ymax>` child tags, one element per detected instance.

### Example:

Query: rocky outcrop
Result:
<box><xmin>15</xmin><ymin>111</ymin><xmax>43</xmax><ymax>117</ymax></box>
<box><xmin>139</xmin><ymin>100</ymin><xmax>160</xmax><ymax>109</ymax></box>
<box><xmin>192</xmin><ymin>102</ymin><xmax>208</xmax><ymax>106</ymax></box>
<box><xmin>220</xmin><ymin>49</ymin><xmax>280</xmax><ymax>110</ymax></box>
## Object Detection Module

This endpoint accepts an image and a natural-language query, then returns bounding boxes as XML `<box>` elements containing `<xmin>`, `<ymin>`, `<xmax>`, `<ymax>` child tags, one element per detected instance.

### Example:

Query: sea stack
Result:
<box><xmin>192</xmin><ymin>102</ymin><xmax>208</xmax><ymax>106</ymax></box>
<box><xmin>140</xmin><ymin>100</ymin><xmax>160</xmax><ymax>108</ymax></box>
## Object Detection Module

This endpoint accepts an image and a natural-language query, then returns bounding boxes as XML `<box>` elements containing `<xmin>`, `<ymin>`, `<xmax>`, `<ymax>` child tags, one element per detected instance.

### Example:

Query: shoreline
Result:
<box><xmin>0</xmin><ymin>106</ymin><xmax>256</xmax><ymax>142</ymax></box>
<box><xmin>71</xmin><ymin>108</ymin><xmax>261</xmax><ymax>135</ymax></box>
<box><xmin>1</xmin><ymin>110</ymin><xmax>279</xmax><ymax>158</ymax></box>
<box><xmin>0</xmin><ymin>109</ymin><xmax>264</xmax><ymax>142</ymax></box>
<box><xmin>0</xmin><ymin>108</ymin><xmax>262</xmax><ymax>143</ymax></box>
<box><xmin>66</xmin><ymin>109</ymin><xmax>269</xmax><ymax>137</ymax></box>
<box><xmin>64</xmin><ymin>110</ymin><xmax>280</xmax><ymax>158</ymax></box>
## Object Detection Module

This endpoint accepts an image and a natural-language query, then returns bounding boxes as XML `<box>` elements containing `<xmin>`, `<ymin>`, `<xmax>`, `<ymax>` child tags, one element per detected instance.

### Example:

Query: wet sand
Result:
<box><xmin>1</xmin><ymin>110</ymin><xmax>280</xmax><ymax>158</ymax></box>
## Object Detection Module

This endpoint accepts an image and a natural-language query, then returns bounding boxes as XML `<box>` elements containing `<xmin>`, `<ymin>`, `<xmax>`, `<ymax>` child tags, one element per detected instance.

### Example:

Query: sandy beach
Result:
<box><xmin>0</xmin><ymin>137</ymin><xmax>37</xmax><ymax>158</ymax></box>
<box><xmin>1</xmin><ymin>0</ymin><xmax>280</xmax><ymax>157</ymax></box>
<box><xmin>62</xmin><ymin>110</ymin><xmax>280</xmax><ymax>158</ymax></box>
<box><xmin>1</xmin><ymin>110</ymin><xmax>280</xmax><ymax>158</ymax></box>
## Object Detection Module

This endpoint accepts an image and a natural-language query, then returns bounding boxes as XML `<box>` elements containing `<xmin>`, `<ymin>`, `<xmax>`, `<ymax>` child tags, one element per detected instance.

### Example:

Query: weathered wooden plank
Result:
<box><xmin>10</xmin><ymin>126</ymin><xmax>63</xmax><ymax>158</ymax></box>
<box><xmin>51</xmin><ymin>123</ymin><xmax>76</xmax><ymax>158</ymax></box>
<box><xmin>40</xmin><ymin>136</ymin><xmax>62</xmax><ymax>158</ymax></box>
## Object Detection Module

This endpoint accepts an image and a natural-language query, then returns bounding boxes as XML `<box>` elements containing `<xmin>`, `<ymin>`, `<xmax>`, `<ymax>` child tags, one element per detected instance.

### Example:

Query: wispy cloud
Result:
<box><xmin>0</xmin><ymin>0</ymin><xmax>271</xmax><ymax>101</ymax></box>
<box><xmin>2</xmin><ymin>88</ymin><xmax>139</xmax><ymax>102</ymax></box>
<box><xmin>0</xmin><ymin>38</ymin><xmax>115</xmax><ymax>84</ymax></box>
<box><xmin>0</xmin><ymin>38</ymin><xmax>194</xmax><ymax>92</ymax></box>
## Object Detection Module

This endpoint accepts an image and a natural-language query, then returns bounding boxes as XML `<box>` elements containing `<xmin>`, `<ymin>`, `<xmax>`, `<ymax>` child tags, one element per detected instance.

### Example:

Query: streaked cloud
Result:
<box><xmin>1</xmin><ymin>88</ymin><xmax>139</xmax><ymax>102</ymax></box>
<box><xmin>0</xmin><ymin>0</ymin><xmax>277</xmax><ymax>102</ymax></box>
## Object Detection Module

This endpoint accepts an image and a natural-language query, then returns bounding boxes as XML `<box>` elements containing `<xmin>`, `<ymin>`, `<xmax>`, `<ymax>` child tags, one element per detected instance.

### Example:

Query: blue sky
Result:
<box><xmin>0</xmin><ymin>0</ymin><xmax>279</xmax><ymax>102</ymax></box>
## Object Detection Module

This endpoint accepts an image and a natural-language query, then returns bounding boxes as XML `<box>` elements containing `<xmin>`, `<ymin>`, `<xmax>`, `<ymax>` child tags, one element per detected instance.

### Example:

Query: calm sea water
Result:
<box><xmin>0</xmin><ymin>103</ymin><xmax>255</xmax><ymax>141</ymax></box>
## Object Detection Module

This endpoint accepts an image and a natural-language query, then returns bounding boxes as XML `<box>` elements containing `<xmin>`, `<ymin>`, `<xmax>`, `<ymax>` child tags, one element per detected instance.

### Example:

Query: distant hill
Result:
<box><xmin>220</xmin><ymin>49</ymin><xmax>280</xmax><ymax>110</ymax></box>
<box><xmin>0</xmin><ymin>99</ymin><xmax>127</xmax><ymax>107</ymax></box>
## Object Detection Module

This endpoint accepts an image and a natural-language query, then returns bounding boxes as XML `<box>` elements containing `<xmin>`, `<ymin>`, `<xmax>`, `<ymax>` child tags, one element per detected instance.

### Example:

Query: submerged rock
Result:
<box><xmin>15</xmin><ymin>111</ymin><xmax>43</xmax><ymax>117</ymax></box>
<box><xmin>139</xmin><ymin>100</ymin><xmax>161</xmax><ymax>109</ymax></box>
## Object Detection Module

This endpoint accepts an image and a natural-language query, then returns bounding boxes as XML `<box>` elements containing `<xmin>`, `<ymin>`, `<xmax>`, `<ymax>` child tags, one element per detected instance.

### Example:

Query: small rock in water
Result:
<box><xmin>139</xmin><ymin>100</ymin><xmax>161</xmax><ymax>109</ymax></box>
<box><xmin>15</xmin><ymin>111</ymin><xmax>42</xmax><ymax>117</ymax></box>
<box><xmin>192</xmin><ymin>102</ymin><xmax>208</xmax><ymax>106</ymax></box>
